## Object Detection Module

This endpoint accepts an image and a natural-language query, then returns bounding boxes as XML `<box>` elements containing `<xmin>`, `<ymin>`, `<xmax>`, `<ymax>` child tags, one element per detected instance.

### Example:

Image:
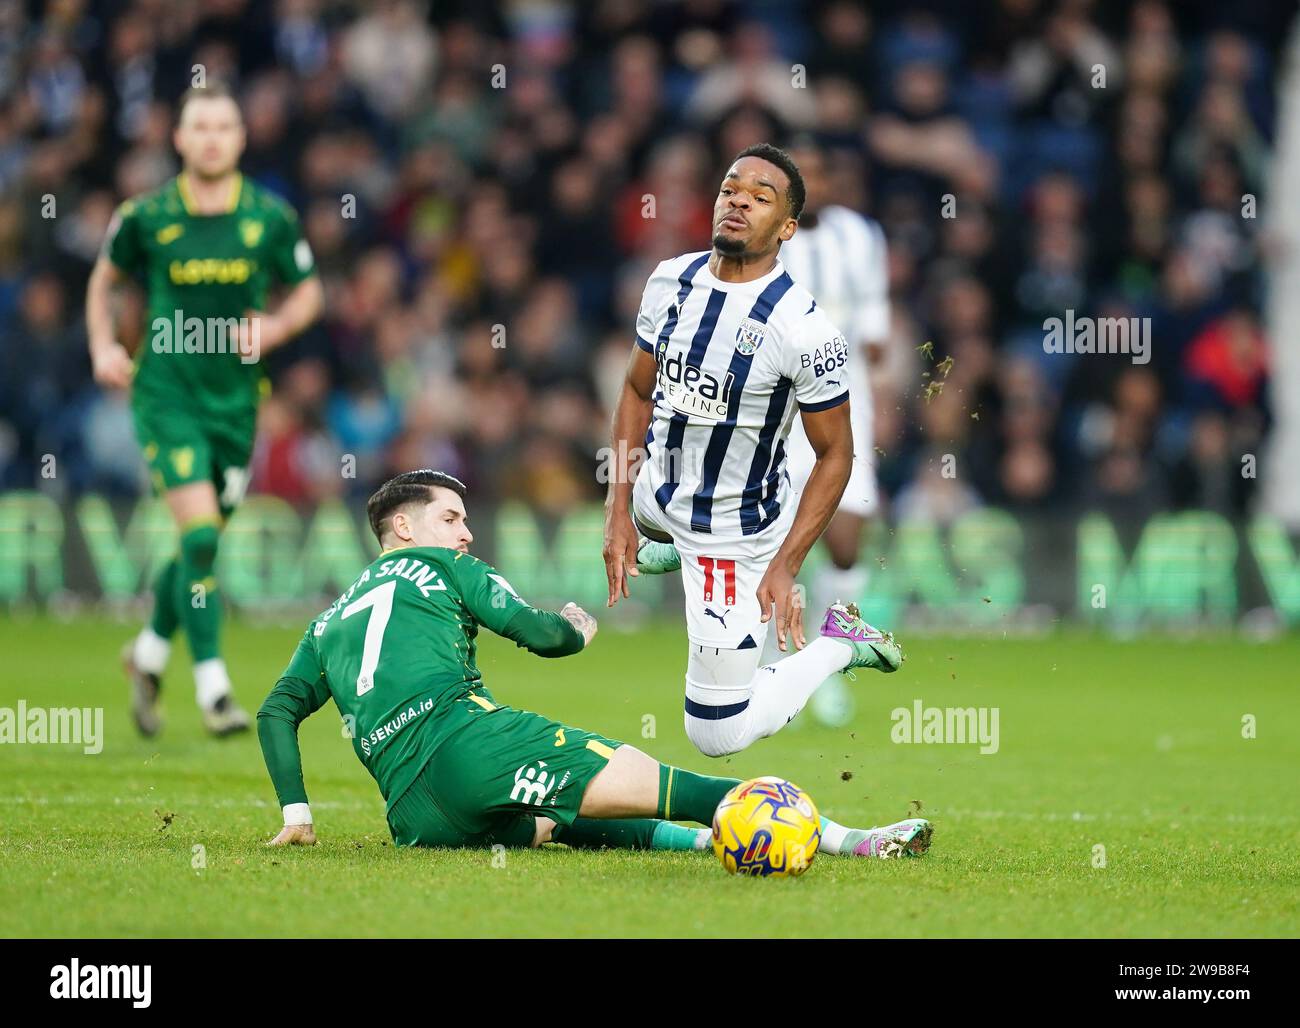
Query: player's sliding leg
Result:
<box><xmin>550</xmin><ymin>818</ymin><xmax>711</xmax><ymax>852</ymax></box>
<box><xmin>549</xmin><ymin>810</ymin><xmax>926</xmax><ymax>859</ymax></box>
<box><xmin>563</xmin><ymin>744</ymin><xmax>930</xmax><ymax>859</ymax></box>
<box><xmin>575</xmin><ymin>743</ymin><xmax>738</xmax><ymax>822</ymax></box>
<box><xmin>165</xmin><ymin>481</ymin><xmax>249</xmax><ymax>735</ymax></box>
<box><xmin>383</xmin><ymin>698</ymin><xmax>926</xmax><ymax>858</ymax></box>
<box><xmin>123</xmin><ymin>556</ymin><xmax>181</xmax><ymax>736</ymax></box>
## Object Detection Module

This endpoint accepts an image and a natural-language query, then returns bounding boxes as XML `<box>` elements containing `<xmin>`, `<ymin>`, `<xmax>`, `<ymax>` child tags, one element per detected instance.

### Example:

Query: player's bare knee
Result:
<box><xmin>825</xmin><ymin>513</ymin><xmax>866</xmax><ymax>569</ymax></box>
<box><xmin>827</xmin><ymin>547</ymin><xmax>856</xmax><ymax>571</ymax></box>
<box><xmin>577</xmin><ymin>744</ymin><xmax>658</xmax><ymax>818</ymax></box>
<box><xmin>825</xmin><ymin>533</ymin><xmax>860</xmax><ymax>570</ymax></box>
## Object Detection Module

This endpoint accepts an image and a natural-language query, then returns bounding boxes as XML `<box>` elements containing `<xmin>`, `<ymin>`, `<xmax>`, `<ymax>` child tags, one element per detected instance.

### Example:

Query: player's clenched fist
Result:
<box><xmin>560</xmin><ymin>602</ymin><xmax>598</xmax><ymax>647</ymax></box>
<box><xmin>90</xmin><ymin>341</ymin><xmax>135</xmax><ymax>390</ymax></box>
<box><xmin>267</xmin><ymin>823</ymin><xmax>317</xmax><ymax>847</ymax></box>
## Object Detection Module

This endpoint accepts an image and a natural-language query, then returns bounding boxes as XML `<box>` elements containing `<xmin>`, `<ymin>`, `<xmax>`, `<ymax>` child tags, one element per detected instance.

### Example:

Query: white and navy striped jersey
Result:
<box><xmin>778</xmin><ymin>205</ymin><xmax>889</xmax><ymax>346</ymax></box>
<box><xmin>631</xmin><ymin>250</ymin><xmax>850</xmax><ymax>543</ymax></box>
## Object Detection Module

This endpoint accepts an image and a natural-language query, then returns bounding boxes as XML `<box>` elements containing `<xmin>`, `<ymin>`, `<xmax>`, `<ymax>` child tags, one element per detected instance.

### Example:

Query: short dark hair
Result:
<box><xmin>366</xmin><ymin>470</ymin><xmax>467</xmax><ymax>544</ymax></box>
<box><xmin>177</xmin><ymin>81</ymin><xmax>239</xmax><ymax>121</ymax></box>
<box><xmin>731</xmin><ymin>142</ymin><xmax>806</xmax><ymax>221</ymax></box>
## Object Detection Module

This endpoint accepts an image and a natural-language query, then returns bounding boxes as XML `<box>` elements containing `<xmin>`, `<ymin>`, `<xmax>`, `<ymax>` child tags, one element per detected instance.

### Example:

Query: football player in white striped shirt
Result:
<box><xmin>772</xmin><ymin>138</ymin><xmax>891</xmax><ymax>727</ymax></box>
<box><xmin>603</xmin><ymin>144</ymin><xmax>904</xmax><ymax>764</ymax></box>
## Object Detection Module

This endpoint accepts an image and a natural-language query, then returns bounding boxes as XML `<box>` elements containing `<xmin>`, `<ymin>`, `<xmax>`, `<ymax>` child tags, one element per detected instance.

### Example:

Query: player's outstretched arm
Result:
<box><xmin>604</xmin><ymin>345</ymin><xmax>657</xmax><ymax>606</ymax></box>
<box><xmin>456</xmin><ymin>557</ymin><xmax>591</xmax><ymax>657</ymax></box>
<box><xmin>257</xmin><ymin>633</ymin><xmax>331</xmax><ymax>845</ymax></box>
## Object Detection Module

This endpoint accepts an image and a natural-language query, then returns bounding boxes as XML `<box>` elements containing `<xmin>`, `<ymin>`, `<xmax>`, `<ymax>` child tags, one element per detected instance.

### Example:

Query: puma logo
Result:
<box><xmin>704</xmin><ymin>607</ymin><xmax>729</xmax><ymax>629</ymax></box>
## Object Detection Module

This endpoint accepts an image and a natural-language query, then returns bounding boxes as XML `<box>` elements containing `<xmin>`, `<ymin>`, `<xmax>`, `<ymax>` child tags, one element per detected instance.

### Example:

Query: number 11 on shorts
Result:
<box><xmin>698</xmin><ymin>557</ymin><xmax>736</xmax><ymax>605</ymax></box>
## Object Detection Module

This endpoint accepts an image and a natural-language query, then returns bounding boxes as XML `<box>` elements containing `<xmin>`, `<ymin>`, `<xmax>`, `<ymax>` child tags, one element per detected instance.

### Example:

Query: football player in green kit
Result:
<box><xmin>86</xmin><ymin>83</ymin><xmax>323</xmax><ymax>736</ymax></box>
<box><xmin>258</xmin><ymin>470</ymin><xmax>933</xmax><ymax>859</ymax></box>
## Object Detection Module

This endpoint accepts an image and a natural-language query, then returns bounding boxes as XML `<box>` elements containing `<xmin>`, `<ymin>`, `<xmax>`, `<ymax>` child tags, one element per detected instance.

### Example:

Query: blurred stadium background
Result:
<box><xmin>3</xmin><ymin>0</ymin><xmax>1300</xmax><ymax>633</ymax></box>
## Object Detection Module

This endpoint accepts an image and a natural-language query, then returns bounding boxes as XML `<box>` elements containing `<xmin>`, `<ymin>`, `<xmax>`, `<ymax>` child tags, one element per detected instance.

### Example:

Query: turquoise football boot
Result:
<box><xmin>635</xmin><ymin>537</ymin><xmax>681</xmax><ymax>575</ymax></box>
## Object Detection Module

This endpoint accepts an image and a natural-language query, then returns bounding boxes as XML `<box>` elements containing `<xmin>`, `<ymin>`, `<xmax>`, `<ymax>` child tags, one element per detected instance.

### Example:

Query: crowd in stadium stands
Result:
<box><xmin>0</xmin><ymin>0</ymin><xmax>1286</xmax><ymax>525</ymax></box>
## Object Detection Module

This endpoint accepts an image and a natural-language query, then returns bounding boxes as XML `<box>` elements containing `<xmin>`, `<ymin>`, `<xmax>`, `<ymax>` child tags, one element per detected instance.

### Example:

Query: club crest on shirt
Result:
<box><xmin>735</xmin><ymin>317</ymin><xmax>766</xmax><ymax>355</ymax></box>
<box><xmin>239</xmin><ymin>219</ymin><xmax>264</xmax><ymax>248</ymax></box>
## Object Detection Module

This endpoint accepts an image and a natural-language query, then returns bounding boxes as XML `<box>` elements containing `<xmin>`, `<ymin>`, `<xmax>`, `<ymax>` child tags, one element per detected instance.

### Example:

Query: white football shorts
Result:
<box><xmin>632</xmin><ymin>472</ymin><xmax>797</xmax><ymax>651</ymax></box>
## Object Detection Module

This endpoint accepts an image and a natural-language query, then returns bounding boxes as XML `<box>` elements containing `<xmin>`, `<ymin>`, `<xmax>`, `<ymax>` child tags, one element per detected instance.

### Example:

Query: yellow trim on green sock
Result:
<box><xmin>179</xmin><ymin>514</ymin><xmax>223</xmax><ymax>534</ymax></box>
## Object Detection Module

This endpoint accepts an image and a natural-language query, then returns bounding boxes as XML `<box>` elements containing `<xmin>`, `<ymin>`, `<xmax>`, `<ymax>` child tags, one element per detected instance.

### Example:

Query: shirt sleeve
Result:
<box><xmin>634</xmin><ymin>261</ymin><xmax>670</xmax><ymax>353</ymax></box>
<box><xmin>785</xmin><ymin>307</ymin><xmax>851</xmax><ymax>413</ymax></box>
<box><xmin>103</xmin><ymin>200</ymin><xmax>144</xmax><ymax>275</ymax></box>
<box><xmin>256</xmin><ymin>628</ymin><xmax>332</xmax><ymax>809</ymax></box>
<box><xmin>453</xmin><ymin>555</ymin><xmax>585</xmax><ymax>657</ymax></box>
<box><xmin>267</xmin><ymin>203</ymin><xmax>316</xmax><ymax>285</ymax></box>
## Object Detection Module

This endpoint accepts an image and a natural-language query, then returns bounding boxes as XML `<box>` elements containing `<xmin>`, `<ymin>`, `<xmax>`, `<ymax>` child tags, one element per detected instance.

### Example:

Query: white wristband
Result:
<box><xmin>282</xmin><ymin>802</ymin><xmax>312</xmax><ymax>826</ymax></box>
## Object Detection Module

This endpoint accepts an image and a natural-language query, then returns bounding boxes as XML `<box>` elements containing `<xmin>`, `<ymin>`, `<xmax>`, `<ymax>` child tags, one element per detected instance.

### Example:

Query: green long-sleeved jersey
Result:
<box><xmin>257</xmin><ymin>546</ymin><xmax>584</xmax><ymax>813</ymax></box>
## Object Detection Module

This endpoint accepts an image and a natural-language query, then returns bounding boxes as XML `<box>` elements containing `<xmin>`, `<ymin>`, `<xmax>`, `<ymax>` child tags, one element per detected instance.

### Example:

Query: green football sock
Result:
<box><xmin>651</xmin><ymin>821</ymin><xmax>709</xmax><ymax>852</ymax></box>
<box><xmin>657</xmin><ymin>765</ymin><xmax>741</xmax><ymax>824</ymax></box>
<box><xmin>148</xmin><ymin>557</ymin><xmax>181</xmax><ymax>639</ymax></box>
<box><xmin>552</xmin><ymin>818</ymin><xmax>657</xmax><ymax>850</ymax></box>
<box><xmin>174</xmin><ymin>520</ymin><xmax>223</xmax><ymax>663</ymax></box>
<box><xmin>553</xmin><ymin>818</ymin><xmax>707</xmax><ymax>852</ymax></box>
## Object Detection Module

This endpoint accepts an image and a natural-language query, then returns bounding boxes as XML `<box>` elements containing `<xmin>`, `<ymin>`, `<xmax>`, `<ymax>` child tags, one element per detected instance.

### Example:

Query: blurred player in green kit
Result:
<box><xmin>85</xmin><ymin>83</ymin><xmax>323</xmax><ymax>736</ymax></box>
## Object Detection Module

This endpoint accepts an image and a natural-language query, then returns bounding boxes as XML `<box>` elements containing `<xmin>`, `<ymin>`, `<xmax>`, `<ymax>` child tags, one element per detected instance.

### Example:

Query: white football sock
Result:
<box><xmin>820</xmin><ymin>818</ymin><xmax>852</xmax><ymax>855</ymax></box>
<box><xmin>817</xmin><ymin>818</ymin><xmax>875</xmax><ymax>856</ymax></box>
<box><xmin>746</xmin><ymin>638</ymin><xmax>852</xmax><ymax>736</ymax></box>
<box><xmin>133</xmin><ymin>628</ymin><xmax>171</xmax><ymax>676</ymax></box>
<box><xmin>194</xmin><ymin>658</ymin><xmax>232</xmax><ymax>710</ymax></box>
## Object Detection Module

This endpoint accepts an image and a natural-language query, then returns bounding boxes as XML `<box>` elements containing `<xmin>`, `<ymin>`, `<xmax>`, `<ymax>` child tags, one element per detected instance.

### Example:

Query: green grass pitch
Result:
<box><xmin>0</xmin><ymin>614</ymin><xmax>1296</xmax><ymax>938</ymax></box>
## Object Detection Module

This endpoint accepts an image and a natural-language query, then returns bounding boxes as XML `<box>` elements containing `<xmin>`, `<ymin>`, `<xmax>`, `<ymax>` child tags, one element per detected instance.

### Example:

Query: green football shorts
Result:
<box><xmin>386</xmin><ymin>702</ymin><xmax>624</xmax><ymax>848</ymax></box>
<box><xmin>132</xmin><ymin>402</ymin><xmax>255</xmax><ymax>517</ymax></box>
